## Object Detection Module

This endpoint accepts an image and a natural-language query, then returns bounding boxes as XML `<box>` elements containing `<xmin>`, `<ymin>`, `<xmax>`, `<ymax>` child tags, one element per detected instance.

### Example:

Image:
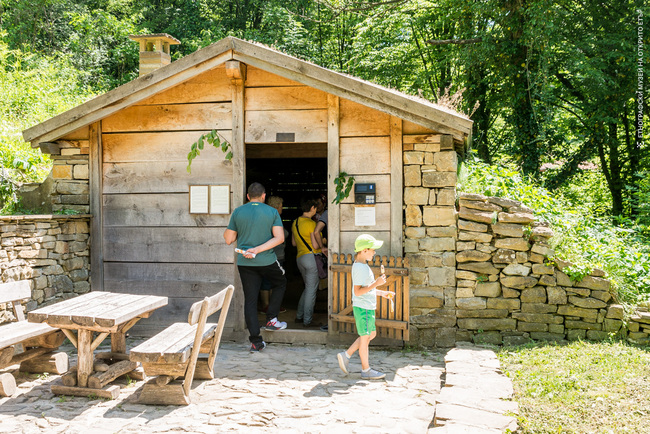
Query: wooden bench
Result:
<box><xmin>0</xmin><ymin>280</ymin><xmax>69</xmax><ymax>397</ymax></box>
<box><xmin>130</xmin><ymin>284</ymin><xmax>234</xmax><ymax>405</ymax></box>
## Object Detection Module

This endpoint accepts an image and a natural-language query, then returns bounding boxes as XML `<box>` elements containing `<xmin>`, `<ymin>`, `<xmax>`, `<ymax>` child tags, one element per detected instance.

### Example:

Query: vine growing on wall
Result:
<box><xmin>333</xmin><ymin>172</ymin><xmax>355</xmax><ymax>204</ymax></box>
<box><xmin>186</xmin><ymin>130</ymin><xmax>232</xmax><ymax>173</ymax></box>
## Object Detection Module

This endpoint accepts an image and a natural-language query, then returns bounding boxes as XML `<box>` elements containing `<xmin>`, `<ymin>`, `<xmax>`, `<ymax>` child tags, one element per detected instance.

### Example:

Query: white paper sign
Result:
<box><xmin>189</xmin><ymin>185</ymin><xmax>209</xmax><ymax>214</ymax></box>
<box><xmin>210</xmin><ymin>185</ymin><xmax>230</xmax><ymax>214</ymax></box>
<box><xmin>355</xmin><ymin>206</ymin><xmax>376</xmax><ymax>226</ymax></box>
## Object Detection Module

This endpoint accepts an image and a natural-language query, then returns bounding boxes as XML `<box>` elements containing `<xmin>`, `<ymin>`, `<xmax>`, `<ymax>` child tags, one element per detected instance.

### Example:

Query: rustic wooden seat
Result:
<box><xmin>129</xmin><ymin>284</ymin><xmax>234</xmax><ymax>405</ymax></box>
<box><xmin>0</xmin><ymin>280</ymin><xmax>68</xmax><ymax>397</ymax></box>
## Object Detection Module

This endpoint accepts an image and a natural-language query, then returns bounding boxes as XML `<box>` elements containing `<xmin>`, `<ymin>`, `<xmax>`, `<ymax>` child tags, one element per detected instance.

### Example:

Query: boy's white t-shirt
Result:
<box><xmin>351</xmin><ymin>262</ymin><xmax>376</xmax><ymax>310</ymax></box>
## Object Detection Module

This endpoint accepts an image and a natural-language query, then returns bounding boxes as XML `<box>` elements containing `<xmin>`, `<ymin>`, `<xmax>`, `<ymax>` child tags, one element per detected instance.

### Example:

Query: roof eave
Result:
<box><xmin>23</xmin><ymin>37</ymin><xmax>473</xmax><ymax>146</ymax></box>
<box><xmin>23</xmin><ymin>38</ymin><xmax>236</xmax><ymax>145</ymax></box>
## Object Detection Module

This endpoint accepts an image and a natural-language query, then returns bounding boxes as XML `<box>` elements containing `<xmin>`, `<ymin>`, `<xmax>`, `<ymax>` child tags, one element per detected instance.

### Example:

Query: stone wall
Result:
<box><xmin>0</xmin><ymin>215</ymin><xmax>91</xmax><ymax>322</ymax></box>
<box><xmin>48</xmin><ymin>145</ymin><xmax>90</xmax><ymax>214</ymax></box>
<box><xmin>402</xmin><ymin>136</ymin><xmax>459</xmax><ymax>347</ymax></box>
<box><xmin>19</xmin><ymin>143</ymin><xmax>90</xmax><ymax>214</ymax></box>
<box><xmin>453</xmin><ymin>192</ymin><xmax>646</xmax><ymax>346</ymax></box>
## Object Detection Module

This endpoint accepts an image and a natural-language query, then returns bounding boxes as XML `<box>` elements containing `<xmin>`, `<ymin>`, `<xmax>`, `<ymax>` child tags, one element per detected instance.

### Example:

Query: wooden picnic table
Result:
<box><xmin>27</xmin><ymin>291</ymin><xmax>167</xmax><ymax>399</ymax></box>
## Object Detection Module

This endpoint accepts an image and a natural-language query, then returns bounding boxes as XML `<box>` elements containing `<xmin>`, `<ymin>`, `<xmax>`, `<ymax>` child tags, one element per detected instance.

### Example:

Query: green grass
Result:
<box><xmin>498</xmin><ymin>341</ymin><xmax>650</xmax><ymax>433</ymax></box>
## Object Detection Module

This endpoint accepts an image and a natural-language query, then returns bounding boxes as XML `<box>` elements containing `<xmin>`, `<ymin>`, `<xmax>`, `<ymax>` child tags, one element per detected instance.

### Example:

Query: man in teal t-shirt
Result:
<box><xmin>224</xmin><ymin>182</ymin><xmax>287</xmax><ymax>352</ymax></box>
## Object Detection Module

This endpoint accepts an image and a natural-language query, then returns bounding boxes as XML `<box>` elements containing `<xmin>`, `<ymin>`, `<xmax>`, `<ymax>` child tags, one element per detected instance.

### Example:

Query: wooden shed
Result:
<box><xmin>23</xmin><ymin>36</ymin><xmax>472</xmax><ymax>344</ymax></box>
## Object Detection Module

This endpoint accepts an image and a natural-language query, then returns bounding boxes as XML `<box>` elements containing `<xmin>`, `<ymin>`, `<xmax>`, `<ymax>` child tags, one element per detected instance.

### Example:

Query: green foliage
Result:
<box><xmin>0</xmin><ymin>35</ymin><xmax>94</xmax><ymax>214</ymax></box>
<box><xmin>458</xmin><ymin>156</ymin><xmax>650</xmax><ymax>305</ymax></box>
<box><xmin>562</xmin><ymin>263</ymin><xmax>592</xmax><ymax>283</ymax></box>
<box><xmin>186</xmin><ymin>130</ymin><xmax>231</xmax><ymax>173</ymax></box>
<box><xmin>0</xmin><ymin>0</ymin><xmax>140</xmax><ymax>90</ymax></box>
<box><xmin>333</xmin><ymin>172</ymin><xmax>355</xmax><ymax>205</ymax></box>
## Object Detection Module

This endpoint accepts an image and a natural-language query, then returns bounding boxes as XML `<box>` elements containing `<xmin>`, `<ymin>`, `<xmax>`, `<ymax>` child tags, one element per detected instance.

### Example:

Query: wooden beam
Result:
<box><xmin>62</xmin><ymin>328</ymin><xmax>77</xmax><ymax>348</ymax></box>
<box><xmin>89</xmin><ymin>122</ymin><xmax>103</xmax><ymax>291</ymax></box>
<box><xmin>90</xmin><ymin>332</ymin><xmax>110</xmax><ymax>352</ymax></box>
<box><xmin>231</xmin><ymin>62</ymin><xmax>246</xmax><ymax>333</ymax></box>
<box><xmin>77</xmin><ymin>329</ymin><xmax>93</xmax><ymax>388</ymax></box>
<box><xmin>327</xmin><ymin>94</ymin><xmax>340</xmax><ymax>336</ymax></box>
<box><xmin>51</xmin><ymin>384</ymin><xmax>120</xmax><ymax>400</ymax></box>
<box><xmin>331</xmin><ymin>314</ymin><xmax>408</xmax><ymax>330</ymax></box>
<box><xmin>225</xmin><ymin>60</ymin><xmax>247</xmax><ymax>85</ymax></box>
<box><xmin>390</xmin><ymin>116</ymin><xmax>403</xmax><ymax>257</ymax></box>
<box><xmin>246</xmin><ymin>143</ymin><xmax>327</xmax><ymax>159</ymax></box>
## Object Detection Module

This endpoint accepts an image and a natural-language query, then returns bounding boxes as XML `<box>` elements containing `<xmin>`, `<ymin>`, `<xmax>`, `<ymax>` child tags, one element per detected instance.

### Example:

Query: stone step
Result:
<box><xmin>434</xmin><ymin>403</ymin><xmax>518</xmax><ymax>432</ymax></box>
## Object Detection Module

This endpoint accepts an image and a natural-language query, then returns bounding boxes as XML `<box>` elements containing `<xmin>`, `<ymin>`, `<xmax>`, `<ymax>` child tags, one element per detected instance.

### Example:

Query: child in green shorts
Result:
<box><xmin>337</xmin><ymin>234</ymin><xmax>395</xmax><ymax>380</ymax></box>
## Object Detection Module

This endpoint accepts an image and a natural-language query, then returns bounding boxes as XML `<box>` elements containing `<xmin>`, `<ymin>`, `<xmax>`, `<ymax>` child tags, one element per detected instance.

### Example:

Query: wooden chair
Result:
<box><xmin>129</xmin><ymin>284</ymin><xmax>234</xmax><ymax>405</ymax></box>
<box><xmin>0</xmin><ymin>280</ymin><xmax>69</xmax><ymax>397</ymax></box>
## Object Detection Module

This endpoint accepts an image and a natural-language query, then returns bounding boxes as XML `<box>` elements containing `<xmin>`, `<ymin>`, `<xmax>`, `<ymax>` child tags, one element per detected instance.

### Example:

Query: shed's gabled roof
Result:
<box><xmin>23</xmin><ymin>37</ymin><xmax>473</xmax><ymax>145</ymax></box>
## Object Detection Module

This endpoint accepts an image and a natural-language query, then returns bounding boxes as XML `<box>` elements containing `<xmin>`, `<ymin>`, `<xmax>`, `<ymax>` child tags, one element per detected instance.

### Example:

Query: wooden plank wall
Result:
<box><xmin>244</xmin><ymin>66</ymin><xmax>328</xmax><ymax>144</ymax></box>
<box><xmin>338</xmin><ymin>99</ymin><xmax>393</xmax><ymax>256</ymax></box>
<box><xmin>61</xmin><ymin>61</ymin><xmax>444</xmax><ymax>336</ymax></box>
<box><xmin>100</xmin><ymin>65</ymin><xmax>237</xmax><ymax>333</ymax></box>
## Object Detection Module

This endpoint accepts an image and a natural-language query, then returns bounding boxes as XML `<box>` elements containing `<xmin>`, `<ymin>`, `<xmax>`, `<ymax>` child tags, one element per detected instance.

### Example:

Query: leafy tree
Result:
<box><xmin>542</xmin><ymin>0</ymin><xmax>649</xmax><ymax>216</ymax></box>
<box><xmin>0</xmin><ymin>35</ymin><xmax>94</xmax><ymax>212</ymax></box>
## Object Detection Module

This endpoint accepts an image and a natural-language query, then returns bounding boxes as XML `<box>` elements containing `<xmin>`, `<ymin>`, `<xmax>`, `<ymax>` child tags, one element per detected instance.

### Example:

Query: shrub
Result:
<box><xmin>0</xmin><ymin>36</ymin><xmax>94</xmax><ymax>213</ymax></box>
<box><xmin>458</xmin><ymin>155</ymin><xmax>650</xmax><ymax>305</ymax></box>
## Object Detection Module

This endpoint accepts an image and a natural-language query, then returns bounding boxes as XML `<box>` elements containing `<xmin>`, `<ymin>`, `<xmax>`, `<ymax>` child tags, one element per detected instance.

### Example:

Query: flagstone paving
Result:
<box><xmin>0</xmin><ymin>340</ymin><xmax>517</xmax><ymax>433</ymax></box>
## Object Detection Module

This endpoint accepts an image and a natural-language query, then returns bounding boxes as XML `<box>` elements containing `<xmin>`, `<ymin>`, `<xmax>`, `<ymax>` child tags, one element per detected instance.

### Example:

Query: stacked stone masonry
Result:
<box><xmin>454</xmin><ymin>192</ymin><xmax>647</xmax><ymax>347</ymax></box>
<box><xmin>50</xmin><ymin>148</ymin><xmax>90</xmax><ymax>214</ymax></box>
<box><xmin>0</xmin><ymin>215</ymin><xmax>91</xmax><ymax>323</ymax></box>
<box><xmin>403</xmin><ymin>137</ymin><xmax>459</xmax><ymax>347</ymax></box>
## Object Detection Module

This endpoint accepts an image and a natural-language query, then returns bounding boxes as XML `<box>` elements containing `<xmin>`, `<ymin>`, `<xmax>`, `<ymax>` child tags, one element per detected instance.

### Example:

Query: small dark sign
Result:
<box><xmin>276</xmin><ymin>132</ymin><xmax>295</xmax><ymax>142</ymax></box>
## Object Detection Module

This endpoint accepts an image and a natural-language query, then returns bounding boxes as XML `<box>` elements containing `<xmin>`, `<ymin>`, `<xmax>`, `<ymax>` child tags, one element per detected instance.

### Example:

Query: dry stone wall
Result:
<box><xmin>0</xmin><ymin>215</ymin><xmax>91</xmax><ymax>323</ymax></box>
<box><xmin>455</xmin><ymin>192</ymin><xmax>646</xmax><ymax>346</ymax></box>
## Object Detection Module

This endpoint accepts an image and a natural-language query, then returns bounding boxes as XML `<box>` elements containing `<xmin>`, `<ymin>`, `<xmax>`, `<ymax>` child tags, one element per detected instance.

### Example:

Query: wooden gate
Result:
<box><xmin>330</xmin><ymin>254</ymin><xmax>409</xmax><ymax>341</ymax></box>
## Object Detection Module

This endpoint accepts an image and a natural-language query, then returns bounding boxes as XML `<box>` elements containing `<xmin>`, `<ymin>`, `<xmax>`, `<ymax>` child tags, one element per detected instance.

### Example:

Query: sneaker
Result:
<box><xmin>264</xmin><ymin>317</ymin><xmax>287</xmax><ymax>331</ymax></box>
<box><xmin>320</xmin><ymin>325</ymin><xmax>328</xmax><ymax>332</ymax></box>
<box><xmin>250</xmin><ymin>341</ymin><xmax>266</xmax><ymax>352</ymax></box>
<box><xmin>337</xmin><ymin>351</ymin><xmax>350</xmax><ymax>374</ymax></box>
<box><xmin>361</xmin><ymin>368</ymin><xmax>386</xmax><ymax>380</ymax></box>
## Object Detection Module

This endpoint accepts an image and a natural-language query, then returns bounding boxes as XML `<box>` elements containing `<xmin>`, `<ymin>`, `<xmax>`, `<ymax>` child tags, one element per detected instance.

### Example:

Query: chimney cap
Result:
<box><xmin>129</xmin><ymin>33</ymin><xmax>181</xmax><ymax>45</ymax></box>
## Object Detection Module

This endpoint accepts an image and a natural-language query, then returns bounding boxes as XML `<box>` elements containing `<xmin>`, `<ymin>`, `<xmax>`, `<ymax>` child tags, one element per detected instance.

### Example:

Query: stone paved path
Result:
<box><xmin>0</xmin><ymin>341</ymin><xmax>517</xmax><ymax>433</ymax></box>
<box><xmin>0</xmin><ymin>341</ymin><xmax>444</xmax><ymax>433</ymax></box>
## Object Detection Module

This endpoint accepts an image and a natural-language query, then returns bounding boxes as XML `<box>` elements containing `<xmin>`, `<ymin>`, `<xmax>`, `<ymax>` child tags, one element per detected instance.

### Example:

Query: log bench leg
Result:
<box><xmin>137</xmin><ymin>378</ymin><xmax>190</xmax><ymax>405</ymax></box>
<box><xmin>120</xmin><ymin>365</ymin><xmax>146</xmax><ymax>382</ymax></box>
<box><xmin>0</xmin><ymin>372</ymin><xmax>16</xmax><ymax>397</ymax></box>
<box><xmin>194</xmin><ymin>358</ymin><xmax>216</xmax><ymax>380</ymax></box>
<box><xmin>88</xmin><ymin>360</ymin><xmax>137</xmax><ymax>389</ymax></box>
<box><xmin>51</xmin><ymin>383</ymin><xmax>120</xmax><ymax>400</ymax></box>
<box><xmin>19</xmin><ymin>352</ymin><xmax>69</xmax><ymax>375</ymax></box>
<box><xmin>0</xmin><ymin>347</ymin><xmax>14</xmax><ymax>368</ymax></box>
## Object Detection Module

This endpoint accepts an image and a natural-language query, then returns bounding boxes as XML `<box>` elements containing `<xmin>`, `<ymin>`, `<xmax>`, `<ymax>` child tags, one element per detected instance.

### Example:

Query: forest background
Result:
<box><xmin>0</xmin><ymin>0</ymin><xmax>649</xmax><ymax>306</ymax></box>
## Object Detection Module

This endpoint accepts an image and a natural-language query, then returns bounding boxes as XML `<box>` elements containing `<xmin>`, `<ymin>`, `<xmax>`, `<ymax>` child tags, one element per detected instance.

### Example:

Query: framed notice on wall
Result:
<box><xmin>189</xmin><ymin>185</ymin><xmax>230</xmax><ymax>214</ymax></box>
<box><xmin>189</xmin><ymin>185</ymin><xmax>209</xmax><ymax>214</ymax></box>
<box><xmin>210</xmin><ymin>185</ymin><xmax>230</xmax><ymax>214</ymax></box>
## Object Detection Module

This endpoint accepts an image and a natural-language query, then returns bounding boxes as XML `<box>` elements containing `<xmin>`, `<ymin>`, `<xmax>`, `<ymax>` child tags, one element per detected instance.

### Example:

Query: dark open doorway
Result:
<box><xmin>246</xmin><ymin>150</ymin><xmax>328</xmax><ymax>329</ymax></box>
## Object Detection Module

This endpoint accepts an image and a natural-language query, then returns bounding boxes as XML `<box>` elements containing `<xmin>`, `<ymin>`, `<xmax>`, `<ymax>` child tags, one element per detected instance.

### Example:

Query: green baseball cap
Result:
<box><xmin>354</xmin><ymin>234</ymin><xmax>384</xmax><ymax>252</ymax></box>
